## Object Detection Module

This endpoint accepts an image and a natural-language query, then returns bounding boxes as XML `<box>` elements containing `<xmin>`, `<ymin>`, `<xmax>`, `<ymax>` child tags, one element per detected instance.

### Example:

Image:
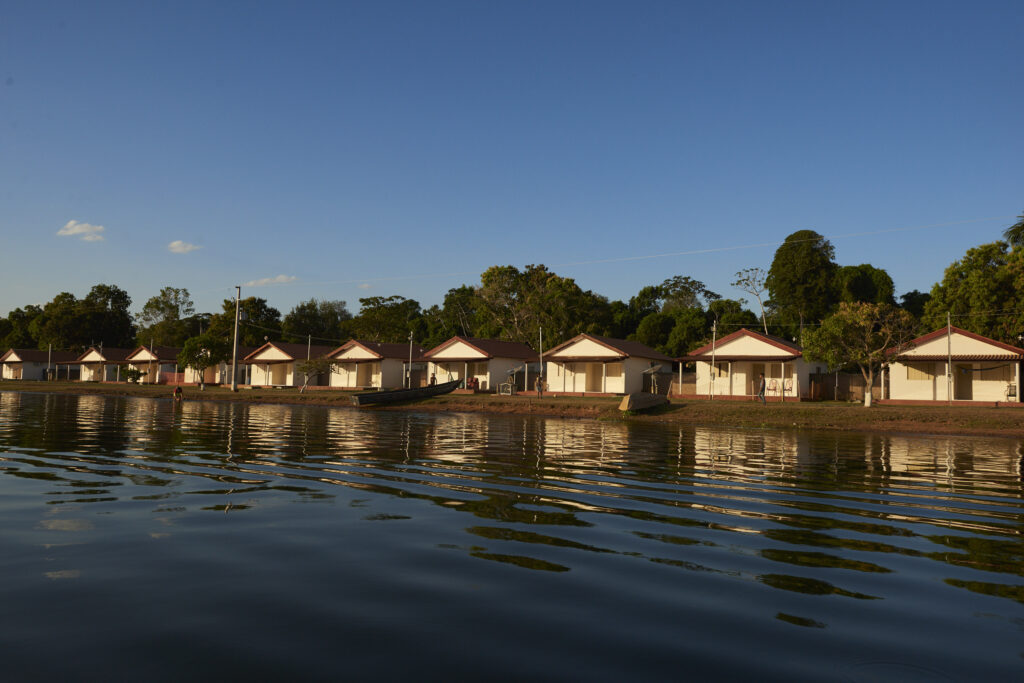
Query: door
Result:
<box><xmin>751</xmin><ymin>363</ymin><xmax>765</xmax><ymax>396</ymax></box>
<box><xmin>955</xmin><ymin>364</ymin><xmax>973</xmax><ymax>400</ymax></box>
<box><xmin>586</xmin><ymin>363</ymin><xmax>603</xmax><ymax>392</ymax></box>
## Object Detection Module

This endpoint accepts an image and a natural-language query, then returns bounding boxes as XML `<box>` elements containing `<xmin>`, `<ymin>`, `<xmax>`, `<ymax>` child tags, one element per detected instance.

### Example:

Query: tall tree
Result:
<box><xmin>136</xmin><ymin>287</ymin><xmax>195</xmax><ymax>346</ymax></box>
<box><xmin>836</xmin><ymin>264</ymin><xmax>895</xmax><ymax>305</ymax></box>
<box><xmin>802</xmin><ymin>302</ymin><xmax>916</xmax><ymax>407</ymax></box>
<box><xmin>281</xmin><ymin>299</ymin><xmax>351</xmax><ymax>344</ymax></box>
<box><xmin>922</xmin><ymin>241</ymin><xmax>1024</xmax><ymax>342</ymax></box>
<box><xmin>475</xmin><ymin>264</ymin><xmax>596</xmax><ymax>345</ymax></box>
<box><xmin>732</xmin><ymin>267</ymin><xmax>769</xmax><ymax>334</ymax></box>
<box><xmin>898</xmin><ymin>290</ymin><xmax>931</xmax><ymax>319</ymax></box>
<box><xmin>766</xmin><ymin>230</ymin><xmax>839</xmax><ymax>332</ymax></box>
<box><xmin>207</xmin><ymin>297</ymin><xmax>282</xmax><ymax>346</ymax></box>
<box><xmin>81</xmin><ymin>283</ymin><xmax>135</xmax><ymax>347</ymax></box>
<box><xmin>3</xmin><ymin>305</ymin><xmax>42</xmax><ymax>348</ymax></box>
<box><xmin>352</xmin><ymin>295</ymin><xmax>422</xmax><ymax>343</ymax></box>
<box><xmin>1001</xmin><ymin>211</ymin><xmax>1024</xmax><ymax>247</ymax></box>
<box><xmin>29</xmin><ymin>293</ymin><xmax>87</xmax><ymax>350</ymax></box>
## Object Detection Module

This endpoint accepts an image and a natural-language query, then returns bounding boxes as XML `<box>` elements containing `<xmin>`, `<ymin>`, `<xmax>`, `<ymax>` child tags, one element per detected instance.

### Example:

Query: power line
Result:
<box><xmin>248</xmin><ymin>214</ymin><xmax>1014</xmax><ymax>290</ymax></box>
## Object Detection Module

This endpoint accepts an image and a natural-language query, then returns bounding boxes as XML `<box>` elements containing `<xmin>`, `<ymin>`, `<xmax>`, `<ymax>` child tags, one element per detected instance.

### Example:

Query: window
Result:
<box><xmin>906</xmin><ymin>362</ymin><xmax>934</xmax><ymax>381</ymax></box>
<box><xmin>714</xmin><ymin>362</ymin><xmax>729</xmax><ymax>379</ymax></box>
<box><xmin>605</xmin><ymin>363</ymin><xmax>622</xmax><ymax>378</ymax></box>
<box><xmin>979</xmin><ymin>364</ymin><xmax>1011</xmax><ymax>381</ymax></box>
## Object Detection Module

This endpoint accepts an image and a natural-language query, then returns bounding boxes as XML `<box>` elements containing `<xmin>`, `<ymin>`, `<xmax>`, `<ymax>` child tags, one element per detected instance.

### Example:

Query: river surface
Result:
<box><xmin>1</xmin><ymin>391</ymin><xmax>1023</xmax><ymax>681</ymax></box>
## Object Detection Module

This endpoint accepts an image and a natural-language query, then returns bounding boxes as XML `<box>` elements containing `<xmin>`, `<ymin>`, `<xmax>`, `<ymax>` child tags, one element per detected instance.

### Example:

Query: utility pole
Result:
<box><xmin>947</xmin><ymin>311</ymin><xmax>952</xmax><ymax>406</ymax></box>
<box><xmin>709</xmin><ymin>319</ymin><xmax>717</xmax><ymax>400</ymax></box>
<box><xmin>231</xmin><ymin>286</ymin><xmax>241</xmax><ymax>392</ymax></box>
<box><xmin>407</xmin><ymin>331</ymin><xmax>413</xmax><ymax>389</ymax></box>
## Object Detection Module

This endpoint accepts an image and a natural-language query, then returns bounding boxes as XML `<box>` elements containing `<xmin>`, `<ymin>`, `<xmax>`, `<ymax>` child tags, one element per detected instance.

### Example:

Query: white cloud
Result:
<box><xmin>57</xmin><ymin>220</ymin><xmax>105</xmax><ymax>242</ymax></box>
<box><xmin>167</xmin><ymin>240</ymin><xmax>201</xmax><ymax>254</ymax></box>
<box><xmin>244</xmin><ymin>274</ymin><xmax>297</xmax><ymax>287</ymax></box>
<box><xmin>358</xmin><ymin>283</ymin><xmax>371</xmax><ymax>289</ymax></box>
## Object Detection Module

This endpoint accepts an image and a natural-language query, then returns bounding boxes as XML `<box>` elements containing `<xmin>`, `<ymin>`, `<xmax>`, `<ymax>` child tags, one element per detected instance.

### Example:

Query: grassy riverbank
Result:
<box><xmin>3</xmin><ymin>381</ymin><xmax>1024</xmax><ymax>437</ymax></box>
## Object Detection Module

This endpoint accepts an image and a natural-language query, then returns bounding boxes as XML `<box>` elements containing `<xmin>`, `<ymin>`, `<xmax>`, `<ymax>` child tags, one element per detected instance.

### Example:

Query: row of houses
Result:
<box><xmin>682</xmin><ymin>325</ymin><xmax>1024</xmax><ymax>404</ymax></box>
<box><xmin>0</xmin><ymin>334</ymin><xmax>675</xmax><ymax>396</ymax></box>
<box><xmin>3</xmin><ymin>326</ymin><xmax>1022</xmax><ymax>404</ymax></box>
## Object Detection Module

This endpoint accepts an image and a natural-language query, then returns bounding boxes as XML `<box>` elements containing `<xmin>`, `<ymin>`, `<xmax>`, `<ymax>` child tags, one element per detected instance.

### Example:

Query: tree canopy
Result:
<box><xmin>766</xmin><ymin>230</ymin><xmax>839</xmax><ymax>330</ymax></box>
<box><xmin>803</xmin><ymin>302</ymin><xmax>916</xmax><ymax>407</ymax></box>
<box><xmin>922</xmin><ymin>241</ymin><xmax>1024</xmax><ymax>342</ymax></box>
<box><xmin>136</xmin><ymin>286</ymin><xmax>195</xmax><ymax>347</ymax></box>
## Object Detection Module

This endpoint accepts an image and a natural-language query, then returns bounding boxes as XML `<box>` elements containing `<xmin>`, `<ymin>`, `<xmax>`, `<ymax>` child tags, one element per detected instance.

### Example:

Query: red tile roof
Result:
<box><xmin>125</xmin><ymin>345</ymin><xmax>182</xmax><ymax>363</ymax></box>
<box><xmin>242</xmin><ymin>341</ymin><xmax>336</xmax><ymax>362</ymax></box>
<box><xmin>422</xmin><ymin>336</ymin><xmax>537</xmax><ymax>361</ymax></box>
<box><xmin>75</xmin><ymin>347</ymin><xmax>134</xmax><ymax>363</ymax></box>
<box><xmin>1</xmin><ymin>348</ymin><xmax>81</xmax><ymax>363</ymax></box>
<box><xmin>681</xmin><ymin>328</ymin><xmax>802</xmax><ymax>361</ymax></box>
<box><xmin>329</xmin><ymin>339</ymin><xmax>427</xmax><ymax>360</ymax></box>
<box><xmin>887</xmin><ymin>326</ymin><xmax>1024</xmax><ymax>358</ymax></box>
<box><xmin>544</xmin><ymin>334</ymin><xmax>674</xmax><ymax>362</ymax></box>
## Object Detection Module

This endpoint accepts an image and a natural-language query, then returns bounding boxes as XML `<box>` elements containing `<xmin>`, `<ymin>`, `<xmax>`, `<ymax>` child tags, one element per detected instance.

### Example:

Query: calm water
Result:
<box><xmin>1</xmin><ymin>392</ymin><xmax>1023</xmax><ymax>681</ymax></box>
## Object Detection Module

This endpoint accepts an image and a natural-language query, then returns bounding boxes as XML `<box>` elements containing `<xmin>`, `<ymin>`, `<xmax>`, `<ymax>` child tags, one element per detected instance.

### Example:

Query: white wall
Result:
<box><xmin>694</xmin><ymin>359</ymin><xmax>809</xmax><ymax>398</ymax></box>
<box><xmin>889</xmin><ymin>361</ymin><xmax>1019</xmax><ymax>402</ymax></box>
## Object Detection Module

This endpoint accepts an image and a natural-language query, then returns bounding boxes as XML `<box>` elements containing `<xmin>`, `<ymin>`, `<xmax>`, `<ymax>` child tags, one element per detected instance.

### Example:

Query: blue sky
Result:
<box><xmin>2</xmin><ymin>0</ymin><xmax>1021</xmax><ymax>319</ymax></box>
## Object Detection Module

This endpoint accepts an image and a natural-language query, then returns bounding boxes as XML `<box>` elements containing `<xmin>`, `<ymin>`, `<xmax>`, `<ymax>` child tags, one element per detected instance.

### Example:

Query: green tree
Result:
<box><xmin>922</xmin><ymin>241</ymin><xmax>1024</xmax><ymax>342</ymax></box>
<box><xmin>352</xmin><ymin>295</ymin><xmax>422</xmax><ymax>342</ymax></box>
<box><xmin>207</xmin><ymin>297</ymin><xmax>283</xmax><ymax>346</ymax></box>
<box><xmin>3</xmin><ymin>305</ymin><xmax>42</xmax><ymax>348</ymax></box>
<box><xmin>281</xmin><ymin>299</ymin><xmax>351</xmax><ymax>344</ymax></box>
<box><xmin>1001</xmin><ymin>211</ymin><xmax>1024</xmax><ymax>247</ymax></box>
<box><xmin>475</xmin><ymin>264</ymin><xmax>596</xmax><ymax>345</ymax></box>
<box><xmin>29</xmin><ymin>292</ymin><xmax>86</xmax><ymax>350</ymax></box>
<box><xmin>766</xmin><ymin>230</ymin><xmax>839</xmax><ymax>331</ymax></box>
<box><xmin>803</xmin><ymin>302</ymin><xmax>916</xmax><ymax>407</ymax></box>
<box><xmin>898</xmin><ymin>289</ymin><xmax>931</xmax><ymax>319</ymax></box>
<box><xmin>136</xmin><ymin>286</ymin><xmax>195</xmax><ymax>346</ymax></box>
<box><xmin>81</xmin><ymin>283</ymin><xmax>135</xmax><ymax>347</ymax></box>
<box><xmin>178</xmin><ymin>334</ymin><xmax>231</xmax><ymax>389</ymax></box>
<box><xmin>836</xmin><ymin>264</ymin><xmax>895</xmax><ymax>305</ymax></box>
<box><xmin>707</xmin><ymin>298</ymin><xmax>760</xmax><ymax>336</ymax></box>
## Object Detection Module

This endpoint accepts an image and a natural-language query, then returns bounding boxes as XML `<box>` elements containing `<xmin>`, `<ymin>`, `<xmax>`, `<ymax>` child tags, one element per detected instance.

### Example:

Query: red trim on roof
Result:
<box><xmin>544</xmin><ymin>334</ymin><xmax>673</xmax><ymax>362</ymax></box>
<box><xmin>242</xmin><ymin>341</ymin><xmax>336</xmax><ymax>362</ymax></box>
<box><xmin>423</xmin><ymin>336</ymin><xmax>537</xmax><ymax>361</ymax></box>
<box><xmin>328</xmin><ymin>339</ymin><xmax>427</xmax><ymax>361</ymax></box>
<box><xmin>685</xmin><ymin>328</ymin><xmax>802</xmax><ymax>359</ymax></box>
<box><xmin>887</xmin><ymin>326</ymin><xmax>1024</xmax><ymax>357</ymax></box>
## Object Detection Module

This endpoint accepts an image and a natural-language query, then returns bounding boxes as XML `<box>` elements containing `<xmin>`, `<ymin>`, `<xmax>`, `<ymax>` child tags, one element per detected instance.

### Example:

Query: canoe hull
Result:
<box><xmin>351</xmin><ymin>379</ymin><xmax>462</xmax><ymax>406</ymax></box>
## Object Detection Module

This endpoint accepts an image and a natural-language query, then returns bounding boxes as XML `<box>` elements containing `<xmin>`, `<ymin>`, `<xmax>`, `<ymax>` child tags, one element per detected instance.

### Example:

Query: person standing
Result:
<box><xmin>757</xmin><ymin>373</ymin><xmax>766</xmax><ymax>405</ymax></box>
<box><xmin>535</xmin><ymin>375</ymin><xmax>544</xmax><ymax>398</ymax></box>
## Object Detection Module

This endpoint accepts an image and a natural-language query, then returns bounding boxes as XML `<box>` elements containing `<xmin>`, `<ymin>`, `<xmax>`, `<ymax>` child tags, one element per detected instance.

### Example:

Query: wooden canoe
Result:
<box><xmin>351</xmin><ymin>379</ymin><xmax>462</xmax><ymax>406</ymax></box>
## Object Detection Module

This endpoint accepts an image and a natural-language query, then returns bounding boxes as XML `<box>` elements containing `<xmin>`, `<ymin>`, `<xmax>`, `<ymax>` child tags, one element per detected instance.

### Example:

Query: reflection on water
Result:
<box><xmin>1</xmin><ymin>391</ymin><xmax>1023</xmax><ymax>680</ymax></box>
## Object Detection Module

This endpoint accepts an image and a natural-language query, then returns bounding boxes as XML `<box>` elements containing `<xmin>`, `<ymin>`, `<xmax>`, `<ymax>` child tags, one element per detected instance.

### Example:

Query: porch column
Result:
<box><xmin>464</xmin><ymin>362</ymin><xmax>468</xmax><ymax>388</ymax></box>
<box><xmin>602</xmin><ymin>362</ymin><xmax>606</xmax><ymax>393</ymax></box>
<box><xmin>728</xmin><ymin>362</ymin><xmax>733</xmax><ymax>396</ymax></box>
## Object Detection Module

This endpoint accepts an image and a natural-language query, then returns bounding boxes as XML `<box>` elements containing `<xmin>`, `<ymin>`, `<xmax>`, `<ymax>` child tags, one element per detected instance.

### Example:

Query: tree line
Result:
<box><xmin>3</xmin><ymin>213</ymin><xmax>1023</xmax><ymax>374</ymax></box>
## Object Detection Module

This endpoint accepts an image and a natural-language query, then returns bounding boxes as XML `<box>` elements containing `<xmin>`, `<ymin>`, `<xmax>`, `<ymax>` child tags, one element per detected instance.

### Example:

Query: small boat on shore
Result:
<box><xmin>351</xmin><ymin>379</ymin><xmax>462</xmax><ymax>406</ymax></box>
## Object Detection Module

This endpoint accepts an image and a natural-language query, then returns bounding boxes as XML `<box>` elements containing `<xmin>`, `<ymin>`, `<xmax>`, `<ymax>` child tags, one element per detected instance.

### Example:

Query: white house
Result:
<box><xmin>543</xmin><ymin>334</ymin><xmax>673</xmax><ymax>395</ymax></box>
<box><xmin>1</xmin><ymin>349</ymin><xmax>80</xmax><ymax>380</ymax></box>
<box><xmin>125</xmin><ymin>346</ymin><xmax>182</xmax><ymax>384</ymax></box>
<box><xmin>422</xmin><ymin>337</ymin><xmax>537</xmax><ymax>392</ymax></box>
<box><xmin>681</xmin><ymin>329</ymin><xmax>810</xmax><ymax>400</ymax></box>
<box><xmin>77</xmin><ymin>347</ymin><xmax>133</xmax><ymax>382</ymax></box>
<box><xmin>884</xmin><ymin>326</ymin><xmax>1024</xmax><ymax>403</ymax></box>
<box><xmin>243</xmin><ymin>342</ymin><xmax>335</xmax><ymax>387</ymax></box>
<box><xmin>328</xmin><ymin>340</ymin><xmax>426</xmax><ymax>389</ymax></box>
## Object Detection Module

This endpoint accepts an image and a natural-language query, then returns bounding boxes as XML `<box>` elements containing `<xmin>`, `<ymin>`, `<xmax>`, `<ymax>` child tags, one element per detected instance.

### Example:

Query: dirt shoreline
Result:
<box><xmin>3</xmin><ymin>381</ymin><xmax>1024</xmax><ymax>438</ymax></box>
